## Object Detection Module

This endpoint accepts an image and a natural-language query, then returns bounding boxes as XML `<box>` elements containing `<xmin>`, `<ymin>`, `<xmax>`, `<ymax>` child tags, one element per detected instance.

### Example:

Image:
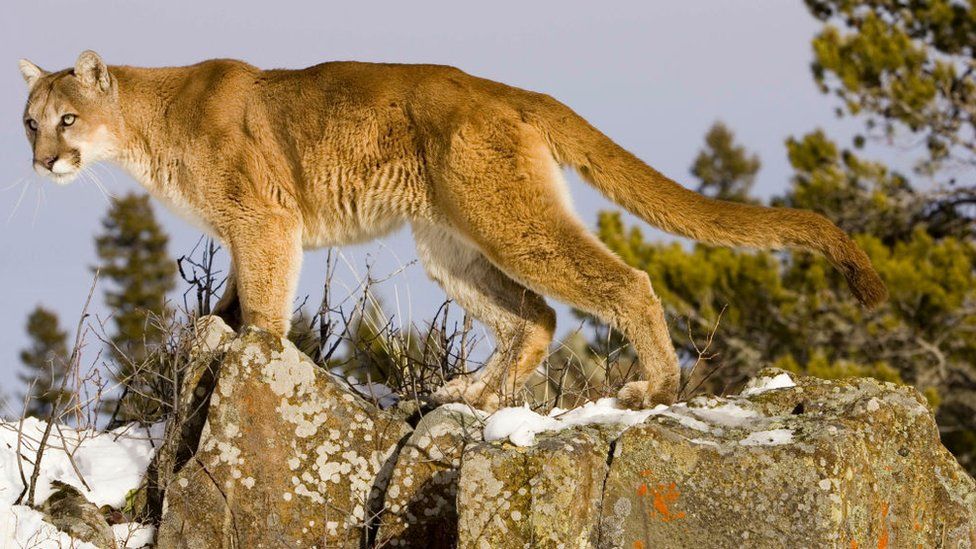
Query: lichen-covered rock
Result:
<box><xmin>156</xmin><ymin>324</ymin><xmax>412</xmax><ymax>548</ymax></box>
<box><xmin>147</xmin><ymin>316</ymin><xmax>235</xmax><ymax>519</ymax></box>
<box><xmin>375</xmin><ymin>404</ymin><xmax>485</xmax><ymax>547</ymax></box>
<box><xmin>40</xmin><ymin>481</ymin><xmax>116</xmax><ymax>548</ymax></box>
<box><xmin>457</xmin><ymin>425</ymin><xmax>618</xmax><ymax>548</ymax></box>
<box><xmin>602</xmin><ymin>369</ymin><xmax>976</xmax><ymax>548</ymax></box>
<box><xmin>452</xmin><ymin>369</ymin><xmax>976</xmax><ymax>548</ymax></box>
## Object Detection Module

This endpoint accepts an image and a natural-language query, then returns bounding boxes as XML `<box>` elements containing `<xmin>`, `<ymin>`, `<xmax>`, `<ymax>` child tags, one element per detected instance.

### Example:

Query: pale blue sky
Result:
<box><xmin>0</xmin><ymin>1</ymin><xmax>897</xmax><ymax>403</ymax></box>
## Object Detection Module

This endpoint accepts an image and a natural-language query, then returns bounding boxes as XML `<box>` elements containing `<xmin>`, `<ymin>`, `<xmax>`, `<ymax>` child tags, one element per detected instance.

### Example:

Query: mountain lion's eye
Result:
<box><xmin>26</xmin><ymin>119</ymin><xmax>37</xmax><ymax>131</ymax></box>
<box><xmin>61</xmin><ymin>114</ymin><xmax>76</xmax><ymax>127</ymax></box>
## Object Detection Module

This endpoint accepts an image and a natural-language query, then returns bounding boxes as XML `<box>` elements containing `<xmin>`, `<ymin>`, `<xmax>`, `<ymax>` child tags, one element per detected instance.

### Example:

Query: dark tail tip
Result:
<box><xmin>842</xmin><ymin>260</ymin><xmax>888</xmax><ymax>310</ymax></box>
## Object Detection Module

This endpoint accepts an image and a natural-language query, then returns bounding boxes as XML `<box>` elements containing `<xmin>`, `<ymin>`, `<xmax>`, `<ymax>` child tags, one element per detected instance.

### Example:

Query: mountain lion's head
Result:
<box><xmin>18</xmin><ymin>51</ymin><xmax>122</xmax><ymax>185</ymax></box>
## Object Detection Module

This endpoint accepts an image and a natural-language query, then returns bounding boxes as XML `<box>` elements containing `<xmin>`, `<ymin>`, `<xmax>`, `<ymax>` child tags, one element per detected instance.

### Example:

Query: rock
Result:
<box><xmin>40</xmin><ymin>481</ymin><xmax>117</xmax><ymax>548</ymax></box>
<box><xmin>375</xmin><ymin>404</ymin><xmax>485</xmax><ymax>547</ymax></box>
<box><xmin>147</xmin><ymin>316</ymin><xmax>235</xmax><ymax>520</ymax></box>
<box><xmin>453</xmin><ymin>369</ymin><xmax>976</xmax><ymax>548</ymax></box>
<box><xmin>457</xmin><ymin>425</ymin><xmax>619</xmax><ymax>548</ymax></box>
<box><xmin>156</xmin><ymin>321</ymin><xmax>412</xmax><ymax>548</ymax></box>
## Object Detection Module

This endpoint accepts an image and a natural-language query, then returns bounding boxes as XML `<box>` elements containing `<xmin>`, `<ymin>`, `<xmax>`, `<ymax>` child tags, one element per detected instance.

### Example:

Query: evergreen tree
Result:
<box><xmin>802</xmin><ymin>0</ymin><xmax>976</xmax><ymax>467</ymax></box>
<box><xmin>95</xmin><ymin>193</ymin><xmax>176</xmax><ymax>420</ymax></box>
<box><xmin>691</xmin><ymin>121</ymin><xmax>761</xmax><ymax>202</ymax></box>
<box><xmin>18</xmin><ymin>306</ymin><xmax>71</xmax><ymax>417</ymax></box>
<box><xmin>805</xmin><ymin>0</ymin><xmax>976</xmax><ymax>183</ymax></box>
<box><xmin>775</xmin><ymin>129</ymin><xmax>920</xmax><ymax>242</ymax></box>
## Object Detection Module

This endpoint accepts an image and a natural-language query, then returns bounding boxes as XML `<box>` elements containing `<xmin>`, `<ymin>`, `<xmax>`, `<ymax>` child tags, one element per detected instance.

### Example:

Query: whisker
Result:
<box><xmin>1</xmin><ymin>176</ymin><xmax>29</xmax><ymax>192</ymax></box>
<box><xmin>86</xmin><ymin>165</ymin><xmax>114</xmax><ymax>199</ymax></box>
<box><xmin>91</xmin><ymin>167</ymin><xmax>116</xmax><ymax>201</ymax></box>
<box><xmin>92</xmin><ymin>163</ymin><xmax>120</xmax><ymax>195</ymax></box>
<box><xmin>82</xmin><ymin>167</ymin><xmax>113</xmax><ymax>204</ymax></box>
<box><xmin>7</xmin><ymin>180</ymin><xmax>30</xmax><ymax>224</ymax></box>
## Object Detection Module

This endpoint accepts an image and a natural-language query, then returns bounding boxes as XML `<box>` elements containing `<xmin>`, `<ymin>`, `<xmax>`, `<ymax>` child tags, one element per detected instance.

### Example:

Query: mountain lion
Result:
<box><xmin>18</xmin><ymin>51</ymin><xmax>887</xmax><ymax>411</ymax></box>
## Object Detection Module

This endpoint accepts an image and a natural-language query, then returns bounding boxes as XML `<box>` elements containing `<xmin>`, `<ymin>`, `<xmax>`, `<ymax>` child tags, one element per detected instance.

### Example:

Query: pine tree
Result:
<box><xmin>805</xmin><ymin>0</ymin><xmax>976</xmax><ymax>181</ymax></box>
<box><xmin>773</xmin><ymin>129</ymin><xmax>920</xmax><ymax>242</ymax></box>
<box><xmin>18</xmin><ymin>306</ymin><xmax>71</xmax><ymax>417</ymax></box>
<box><xmin>691</xmin><ymin>121</ymin><xmax>761</xmax><ymax>203</ymax></box>
<box><xmin>802</xmin><ymin>1</ymin><xmax>976</xmax><ymax>468</ymax></box>
<box><xmin>95</xmin><ymin>192</ymin><xmax>176</xmax><ymax>420</ymax></box>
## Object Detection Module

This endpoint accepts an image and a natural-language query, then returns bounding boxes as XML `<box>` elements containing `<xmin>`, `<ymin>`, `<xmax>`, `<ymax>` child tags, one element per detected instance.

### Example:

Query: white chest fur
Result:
<box><xmin>118</xmin><ymin>158</ymin><xmax>218</xmax><ymax>238</ymax></box>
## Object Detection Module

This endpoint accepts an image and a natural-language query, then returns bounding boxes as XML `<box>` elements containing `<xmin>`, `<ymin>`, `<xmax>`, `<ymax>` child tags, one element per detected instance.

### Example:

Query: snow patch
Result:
<box><xmin>113</xmin><ymin>522</ymin><xmax>156</xmax><ymax>548</ymax></box>
<box><xmin>687</xmin><ymin>402</ymin><xmax>759</xmax><ymax>428</ymax></box>
<box><xmin>740</xmin><ymin>373</ymin><xmax>796</xmax><ymax>396</ymax></box>
<box><xmin>483</xmin><ymin>398</ymin><xmax>657</xmax><ymax>446</ymax></box>
<box><xmin>0</xmin><ymin>504</ymin><xmax>98</xmax><ymax>548</ymax></box>
<box><xmin>0</xmin><ymin>418</ymin><xmax>163</xmax><ymax>508</ymax></box>
<box><xmin>0</xmin><ymin>418</ymin><xmax>163</xmax><ymax>546</ymax></box>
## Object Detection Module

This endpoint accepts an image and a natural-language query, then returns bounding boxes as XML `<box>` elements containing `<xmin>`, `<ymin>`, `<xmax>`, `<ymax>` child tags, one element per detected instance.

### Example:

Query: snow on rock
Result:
<box><xmin>438</xmin><ymin>402</ymin><xmax>490</xmax><ymax>419</ymax></box>
<box><xmin>0</xmin><ymin>418</ymin><xmax>163</xmax><ymax>547</ymax></box>
<box><xmin>0</xmin><ymin>504</ymin><xmax>98</xmax><ymax>549</ymax></box>
<box><xmin>685</xmin><ymin>401</ymin><xmax>759</xmax><ymax>428</ymax></box>
<box><xmin>740</xmin><ymin>372</ymin><xmax>796</xmax><ymax>396</ymax></box>
<box><xmin>483</xmin><ymin>406</ymin><xmax>561</xmax><ymax>446</ymax></box>
<box><xmin>482</xmin><ymin>395</ymin><xmax>782</xmax><ymax>447</ymax></box>
<box><xmin>462</xmin><ymin>368</ymin><xmax>976</xmax><ymax>547</ymax></box>
<box><xmin>483</xmin><ymin>398</ymin><xmax>658</xmax><ymax>446</ymax></box>
<box><xmin>112</xmin><ymin>523</ymin><xmax>156</xmax><ymax>548</ymax></box>
<box><xmin>0</xmin><ymin>418</ymin><xmax>164</xmax><ymax>508</ymax></box>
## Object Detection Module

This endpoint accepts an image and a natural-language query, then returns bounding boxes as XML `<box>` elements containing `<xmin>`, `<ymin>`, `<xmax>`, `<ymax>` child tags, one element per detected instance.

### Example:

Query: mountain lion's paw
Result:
<box><xmin>431</xmin><ymin>377</ymin><xmax>501</xmax><ymax>413</ymax></box>
<box><xmin>617</xmin><ymin>380</ymin><xmax>678</xmax><ymax>410</ymax></box>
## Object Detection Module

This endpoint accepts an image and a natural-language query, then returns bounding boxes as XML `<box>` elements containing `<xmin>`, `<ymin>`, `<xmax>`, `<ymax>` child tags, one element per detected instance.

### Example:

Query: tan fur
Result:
<box><xmin>19</xmin><ymin>52</ymin><xmax>888</xmax><ymax>410</ymax></box>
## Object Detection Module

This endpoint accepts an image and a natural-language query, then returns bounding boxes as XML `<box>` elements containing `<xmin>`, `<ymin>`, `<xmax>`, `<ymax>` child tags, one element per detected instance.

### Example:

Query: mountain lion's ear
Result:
<box><xmin>18</xmin><ymin>59</ymin><xmax>46</xmax><ymax>89</ymax></box>
<box><xmin>75</xmin><ymin>50</ymin><xmax>111</xmax><ymax>92</ymax></box>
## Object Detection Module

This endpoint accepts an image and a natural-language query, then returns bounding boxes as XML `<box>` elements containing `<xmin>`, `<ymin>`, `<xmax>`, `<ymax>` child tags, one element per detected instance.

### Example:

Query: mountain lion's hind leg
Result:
<box><xmin>437</xmin><ymin>133</ymin><xmax>680</xmax><ymax>409</ymax></box>
<box><xmin>415</xmin><ymin>222</ymin><xmax>556</xmax><ymax>412</ymax></box>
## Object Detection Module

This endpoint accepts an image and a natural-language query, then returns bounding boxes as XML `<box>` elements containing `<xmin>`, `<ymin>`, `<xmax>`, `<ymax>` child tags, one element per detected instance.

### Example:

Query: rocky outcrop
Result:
<box><xmin>458</xmin><ymin>372</ymin><xmax>976</xmax><ymax>548</ymax></box>
<box><xmin>155</xmin><ymin>317</ymin><xmax>976</xmax><ymax>548</ymax></box>
<box><xmin>156</xmin><ymin>321</ymin><xmax>411</xmax><ymax>548</ymax></box>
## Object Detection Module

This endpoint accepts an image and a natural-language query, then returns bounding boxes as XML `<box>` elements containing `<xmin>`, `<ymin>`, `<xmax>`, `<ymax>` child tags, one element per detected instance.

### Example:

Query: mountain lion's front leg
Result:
<box><xmin>226</xmin><ymin>212</ymin><xmax>303</xmax><ymax>337</ymax></box>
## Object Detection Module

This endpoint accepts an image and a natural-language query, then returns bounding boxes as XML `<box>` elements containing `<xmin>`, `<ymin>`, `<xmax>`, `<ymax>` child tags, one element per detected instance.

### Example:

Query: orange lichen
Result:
<box><xmin>637</xmin><ymin>483</ymin><xmax>648</xmax><ymax>497</ymax></box>
<box><xmin>650</xmin><ymin>482</ymin><xmax>685</xmax><ymax>522</ymax></box>
<box><xmin>633</xmin><ymin>542</ymin><xmax>645</xmax><ymax>549</ymax></box>
<box><xmin>877</xmin><ymin>502</ymin><xmax>890</xmax><ymax>549</ymax></box>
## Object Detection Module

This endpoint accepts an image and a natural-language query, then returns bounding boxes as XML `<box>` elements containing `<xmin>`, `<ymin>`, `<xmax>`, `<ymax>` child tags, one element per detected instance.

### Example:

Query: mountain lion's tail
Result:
<box><xmin>524</xmin><ymin>96</ymin><xmax>888</xmax><ymax>308</ymax></box>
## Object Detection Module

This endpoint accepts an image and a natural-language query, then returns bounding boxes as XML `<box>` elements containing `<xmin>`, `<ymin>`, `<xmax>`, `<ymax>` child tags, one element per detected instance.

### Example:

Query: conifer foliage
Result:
<box><xmin>691</xmin><ymin>122</ymin><xmax>761</xmax><ymax>203</ymax></box>
<box><xmin>18</xmin><ymin>306</ymin><xmax>71</xmax><ymax>417</ymax></box>
<box><xmin>94</xmin><ymin>192</ymin><xmax>176</xmax><ymax>420</ymax></box>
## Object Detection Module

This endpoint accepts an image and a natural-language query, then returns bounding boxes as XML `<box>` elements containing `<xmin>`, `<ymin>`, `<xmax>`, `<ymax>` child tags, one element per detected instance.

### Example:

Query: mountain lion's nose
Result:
<box><xmin>40</xmin><ymin>155</ymin><xmax>58</xmax><ymax>170</ymax></box>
